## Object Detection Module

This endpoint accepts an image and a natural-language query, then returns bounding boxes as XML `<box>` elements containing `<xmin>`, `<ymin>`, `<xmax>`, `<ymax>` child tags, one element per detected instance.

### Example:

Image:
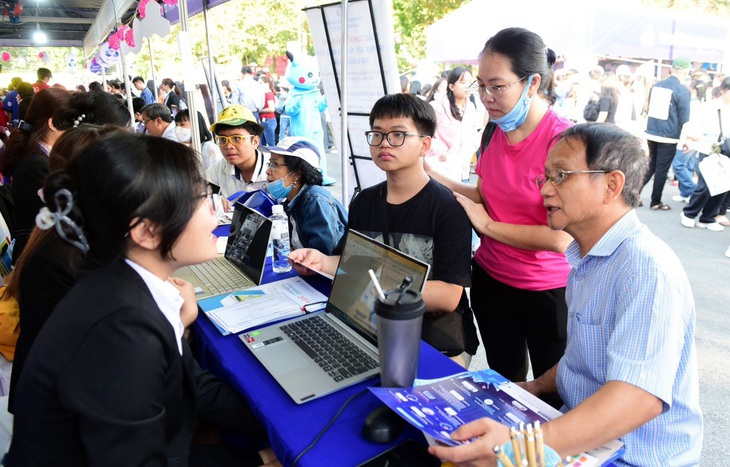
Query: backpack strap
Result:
<box><xmin>477</xmin><ymin>121</ymin><xmax>497</xmax><ymax>159</ymax></box>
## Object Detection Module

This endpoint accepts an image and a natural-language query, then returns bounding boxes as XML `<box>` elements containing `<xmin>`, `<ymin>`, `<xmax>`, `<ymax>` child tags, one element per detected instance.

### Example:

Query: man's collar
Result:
<box><xmin>566</xmin><ymin>210</ymin><xmax>641</xmax><ymax>266</ymax></box>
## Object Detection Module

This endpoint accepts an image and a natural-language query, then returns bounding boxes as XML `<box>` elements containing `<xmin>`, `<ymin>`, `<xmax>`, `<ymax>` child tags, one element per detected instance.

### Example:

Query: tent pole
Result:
<box><xmin>109</xmin><ymin>0</ymin><xmax>135</xmax><ymax>128</ymax></box>
<box><xmin>202</xmin><ymin>1</ymin><xmax>222</xmax><ymax>114</ymax></box>
<box><xmin>178</xmin><ymin>0</ymin><xmax>202</xmax><ymax>158</ymax></box>
<box><xmin>149</xmin><ymin>40</ymin><xmax>158</xmax><ymax>103</ymax></box>
<box><xmin>340</xmin><ymin>0</ymin><xmax>348</xmax><ymax>204</ymax></box>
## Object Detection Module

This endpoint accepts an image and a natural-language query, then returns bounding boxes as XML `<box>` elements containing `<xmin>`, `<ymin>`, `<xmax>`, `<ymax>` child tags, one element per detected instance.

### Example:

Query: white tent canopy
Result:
<box><xmin>426</xmin><ymin>0</ymin><xmax>730</xmax><ymax>67</ymax></box>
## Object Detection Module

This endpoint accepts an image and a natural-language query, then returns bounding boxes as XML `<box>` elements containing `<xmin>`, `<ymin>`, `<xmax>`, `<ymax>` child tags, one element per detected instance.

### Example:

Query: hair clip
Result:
<box><xmin>73</xmin><ymin>113</ymin><xmax>86</xmax><ymax>128</ymax></box>
<box><xmin>35</xmin><ymin>188</ymin><xmax>90</xmax><ymax>254</ymax></box>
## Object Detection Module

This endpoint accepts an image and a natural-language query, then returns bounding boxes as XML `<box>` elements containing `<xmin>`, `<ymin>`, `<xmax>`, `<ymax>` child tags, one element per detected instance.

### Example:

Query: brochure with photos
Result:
<box><xmin>369</xmin><ymin>369</ymin><xmax>624</xmax><ymax>466</ymax></box>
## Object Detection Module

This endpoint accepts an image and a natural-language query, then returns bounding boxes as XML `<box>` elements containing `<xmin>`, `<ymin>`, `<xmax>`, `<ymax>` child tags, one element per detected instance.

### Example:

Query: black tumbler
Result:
<box><xmin>375</xmin><ymin>287</ymin><xmax>425</xmax><ymax>388</ymax></box>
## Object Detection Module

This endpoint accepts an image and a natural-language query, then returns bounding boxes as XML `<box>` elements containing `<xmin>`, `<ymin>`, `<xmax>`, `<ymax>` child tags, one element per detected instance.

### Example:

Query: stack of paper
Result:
<box><xmin>200</xmin><ymin>276</ymin><xmax>327</xmax><ymax>335</ymax></box>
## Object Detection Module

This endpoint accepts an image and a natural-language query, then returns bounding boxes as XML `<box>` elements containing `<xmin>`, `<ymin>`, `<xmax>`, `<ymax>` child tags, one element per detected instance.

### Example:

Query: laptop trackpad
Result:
<box><xmin>263</xmin><ymin>342</ymin><xmax>311</xmax><ymax>375</ymax></box>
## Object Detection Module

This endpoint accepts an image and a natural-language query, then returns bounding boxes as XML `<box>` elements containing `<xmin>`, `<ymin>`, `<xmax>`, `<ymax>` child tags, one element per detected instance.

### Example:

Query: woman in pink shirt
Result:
<box><xmin>428</xmin><ymin>28</ymin><xmax>573</xmax><ymax>406</ymax></box>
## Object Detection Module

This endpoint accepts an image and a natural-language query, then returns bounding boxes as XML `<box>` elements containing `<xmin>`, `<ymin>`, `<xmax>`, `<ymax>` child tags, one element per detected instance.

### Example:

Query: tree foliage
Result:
<box><xmin>391</xmin><ymin>0</ymin><xmax>469</xmax><ymax>71</ymax></box>
<box><xmin>4</xmin><ymin>0</ymin><xmax>729</xmax><ymax>86</ymax></box>
<box><xmin>126</xmin><ymin>0</ymin><xmax>470</xmax><ymax>78</ymax></box>
<box><xmin>643</xmin><ymin>0</ymin><xmax>730</xmax><ymax>14</ymax></box>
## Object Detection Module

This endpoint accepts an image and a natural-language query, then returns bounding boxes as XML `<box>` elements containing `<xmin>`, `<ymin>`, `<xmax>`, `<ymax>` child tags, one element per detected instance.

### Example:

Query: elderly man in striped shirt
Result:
<box><xmin>430</xmin><ymin>123</ymin><xmax>702</xmax><ymax>466</ymax></box>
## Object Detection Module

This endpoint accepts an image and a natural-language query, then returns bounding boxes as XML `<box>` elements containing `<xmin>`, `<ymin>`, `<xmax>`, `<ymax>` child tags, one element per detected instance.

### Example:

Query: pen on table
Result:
<box><xmin>510</xmin><ymin>427</ymin><xmax>523</xmax><ymax>465</ymax></box>
<box><xmin>494</xmin><ymin>445</ymin><xmax>516</xmax><ymax>467</ymax></box>
<box><xmin>534</xmin><ymin>420</ymin><xmax>545</xmax><ymax>467</ymax></box>
<box><xmin>368</xmin><ymin>269</ymin><xmax>386</xmax><ymax>300</ymax></box>
<box><xmin>525</xmin><ymin>423</ymin><xmax>537</xmax><ymax>467</ymax></box>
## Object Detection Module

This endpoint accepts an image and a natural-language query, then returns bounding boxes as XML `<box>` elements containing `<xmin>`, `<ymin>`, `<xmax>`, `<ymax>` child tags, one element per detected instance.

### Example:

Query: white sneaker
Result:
<box><xmin>725</xmin><ymin>246</ymin><xmax>730</xmax><ymax>258</ymax></box>
<box><xmin>696</xmin><ymin>221</ymin><xmax>725</xmax><ymax>232</ymax></box>
<box><xmin>672</xmin><ymin>195</ymin><xmax>690</xmax><ymax>203</ymax></box>
<box><xmin>680</xmin><ymin>212</ymin><xmax>696</xmax><ymax>228</ymax></box>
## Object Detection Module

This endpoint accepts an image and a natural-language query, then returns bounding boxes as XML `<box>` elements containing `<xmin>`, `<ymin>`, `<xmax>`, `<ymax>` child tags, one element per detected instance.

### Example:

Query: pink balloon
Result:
<box><xmin>125</xmin><ymin>28</ymin><xmax>135</xmax><ymax>47</ymax></box>
<box><xmin>1</xmin><ymin>52</ymin><xmax>10</xmax><ymax>62</ymax></box>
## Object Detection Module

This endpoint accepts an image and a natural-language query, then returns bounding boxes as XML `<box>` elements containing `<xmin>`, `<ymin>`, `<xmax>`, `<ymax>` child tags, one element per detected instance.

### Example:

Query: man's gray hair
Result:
<box><xmin>140</xmin><ymin>103</ymin><xmax>172</xmax><ymax>123</ymax></box>
<box><xmin>555</xmin><ymin>123</ymin><xmax>648</xmax><ymax>207</ymax></box>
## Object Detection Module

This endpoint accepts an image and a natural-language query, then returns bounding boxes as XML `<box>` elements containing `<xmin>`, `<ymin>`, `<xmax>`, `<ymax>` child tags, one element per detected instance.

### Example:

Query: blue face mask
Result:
<box><xmin>492</xmin><ymin>75</ymin><xmax>534</xmax><ymax>133</ymax></box>
<box><xmin>266</xmin><ymin>174</ymin><xmax>294</xmax><ymax>200</ymax></box>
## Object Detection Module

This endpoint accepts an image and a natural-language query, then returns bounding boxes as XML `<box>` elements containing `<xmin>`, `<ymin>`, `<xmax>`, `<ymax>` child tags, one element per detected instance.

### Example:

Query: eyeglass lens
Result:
<box><xmin>366</xmin><ymin>131</ymin><xmax>407</xmax><ymax>147</ymax></box>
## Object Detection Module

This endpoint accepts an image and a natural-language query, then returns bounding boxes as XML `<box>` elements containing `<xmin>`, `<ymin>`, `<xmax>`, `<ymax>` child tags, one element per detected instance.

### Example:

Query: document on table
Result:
<box><xmin>370</xmin><ymin>369</ymin><xmax>624</xmax><ymax>466</ymax></box>
<box><xmin>199</xmin><ymin>276</ymin><xmax>327</xmax><ymax>335</ymax></box>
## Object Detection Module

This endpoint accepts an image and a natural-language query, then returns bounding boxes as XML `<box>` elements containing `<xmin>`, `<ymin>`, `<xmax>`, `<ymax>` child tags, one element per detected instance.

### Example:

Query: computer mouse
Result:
<box><xmin>362</xmin><ymin>405</ymin><xmax>406</xmax><ymax>444</ymax></box>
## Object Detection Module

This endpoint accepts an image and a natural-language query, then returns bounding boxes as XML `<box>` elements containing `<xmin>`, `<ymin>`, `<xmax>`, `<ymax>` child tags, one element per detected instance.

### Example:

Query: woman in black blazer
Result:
<box><xmin>6</xmin><ymin>133</ymin><xmax>278</xmax><ymax>466</ymax></box>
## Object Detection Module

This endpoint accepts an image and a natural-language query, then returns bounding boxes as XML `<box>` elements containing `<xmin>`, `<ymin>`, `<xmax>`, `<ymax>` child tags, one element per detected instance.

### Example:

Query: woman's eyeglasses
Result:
<box><xmin>267</xmin><ymin>161</ymin><xmax>287</xmax><ymax>170</ymax></box>
<box><xmin>471</xmin><ymin>76</ymin><xmax>528</xmax><ymax>98</ymax></box>
<box><xmin>200</xmin><ymin>188</ymin><xmax>223</xmax><ymax>219</ymax></box>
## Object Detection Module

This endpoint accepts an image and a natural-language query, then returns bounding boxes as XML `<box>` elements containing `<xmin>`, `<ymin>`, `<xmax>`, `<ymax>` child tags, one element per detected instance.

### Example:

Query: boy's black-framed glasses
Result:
<box><xmin>364</xmin><ymin>130</ymin><xmax>427</xmax><ymax>147</ymax></box>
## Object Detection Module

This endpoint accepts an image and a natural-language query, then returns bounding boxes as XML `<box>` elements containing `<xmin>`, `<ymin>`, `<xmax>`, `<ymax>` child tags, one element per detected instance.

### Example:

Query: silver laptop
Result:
<box><xmin>240</xmin><ymin>229</ymin><xmax>430</xmax><ymax>404</ymax></box>
<box><xmin>175</xmin><ymin>202</ymin><xmax>272</xmax><ymax>300</ymax></box>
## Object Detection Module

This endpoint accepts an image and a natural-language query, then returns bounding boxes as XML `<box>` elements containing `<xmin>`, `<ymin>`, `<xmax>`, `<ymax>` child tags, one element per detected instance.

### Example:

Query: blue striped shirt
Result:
<box><xmin>557</xmin><ymin>210</ymin><xmax>703</xmax><ymax>466</ymax></box>
<box><xmin>140</xmin><ymin>87</ymin><xmax>155</xmax><ymax>105</ymax></box>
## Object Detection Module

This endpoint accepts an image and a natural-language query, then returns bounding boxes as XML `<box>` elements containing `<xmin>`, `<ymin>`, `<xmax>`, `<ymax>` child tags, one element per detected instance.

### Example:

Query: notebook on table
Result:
<box><xmin>175</xmin><ymin>202</ymin><xmax>272</xmax><ymax>300</ymax></box>
<box><xmin>240</xmin><ymin>229</ymin><xmax>431</xmax><ymax>404</ymax></box>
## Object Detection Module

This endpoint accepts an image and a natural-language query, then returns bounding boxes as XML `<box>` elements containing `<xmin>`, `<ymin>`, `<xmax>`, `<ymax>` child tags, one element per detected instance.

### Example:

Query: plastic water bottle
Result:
<box><xmin>270</xmin><ymin>204</ymin><xmax>292</xmax><ymax>273</ymax></box>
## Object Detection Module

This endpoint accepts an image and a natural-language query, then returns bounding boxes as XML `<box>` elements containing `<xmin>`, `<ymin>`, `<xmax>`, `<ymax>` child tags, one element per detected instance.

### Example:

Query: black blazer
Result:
<box><xmin>10</xmin><ymin>149</ymin><xmax>48</xmax><ymax>263</ymax></box>
<box><xmin>7</xmin><ymin>259</ymin><xmax>265</xmax><ymax>466</ymax></box>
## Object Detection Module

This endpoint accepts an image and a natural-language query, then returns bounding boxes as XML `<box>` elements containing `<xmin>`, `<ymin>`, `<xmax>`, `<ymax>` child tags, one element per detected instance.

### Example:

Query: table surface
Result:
<box><xmin>192</xmin><ymin>252</ymin><xmax>465</xmax><ymax>466</ymax></box>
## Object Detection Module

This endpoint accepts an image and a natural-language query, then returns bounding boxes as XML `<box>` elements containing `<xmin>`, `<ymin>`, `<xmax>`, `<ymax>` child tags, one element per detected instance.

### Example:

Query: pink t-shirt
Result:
<box><xmin>474</xmin><ymin>109</ymin><xmax>572</xmax><ymax>291</ymax></box>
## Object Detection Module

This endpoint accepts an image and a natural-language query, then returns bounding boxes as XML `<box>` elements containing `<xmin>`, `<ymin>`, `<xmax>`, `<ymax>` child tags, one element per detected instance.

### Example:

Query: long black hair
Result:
<box><xmin>446</xmin><ymin>67</ymin><xmax>470</xmax><ymax>121</ymax></box>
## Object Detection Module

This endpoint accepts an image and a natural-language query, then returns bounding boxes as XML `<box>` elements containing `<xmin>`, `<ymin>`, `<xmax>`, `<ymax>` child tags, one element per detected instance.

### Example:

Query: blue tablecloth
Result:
<box><xmin>191</xmin><ymin>256</ymin><xmax>465</xmax><ymax>466</ymax></box>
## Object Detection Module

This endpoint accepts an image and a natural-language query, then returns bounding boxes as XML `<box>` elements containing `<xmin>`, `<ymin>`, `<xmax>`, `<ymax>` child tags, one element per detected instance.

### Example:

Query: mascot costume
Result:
<box><xmin>284</xmin><ymin>51</ymin><xmax>335</xmax><ymax>185</ymax></box>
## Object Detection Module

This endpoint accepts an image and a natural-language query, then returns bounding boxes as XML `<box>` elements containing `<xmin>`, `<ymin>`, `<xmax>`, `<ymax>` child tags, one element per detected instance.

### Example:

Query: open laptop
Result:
<box><xmin>175</xmin><ymin>202</ymin><xmax>272</xmax><ymax>300</ymax></box>
<box><xmin>240</xmin><ymin>229</ymin><xmax>430</xmax><ymax>404</ymax></box>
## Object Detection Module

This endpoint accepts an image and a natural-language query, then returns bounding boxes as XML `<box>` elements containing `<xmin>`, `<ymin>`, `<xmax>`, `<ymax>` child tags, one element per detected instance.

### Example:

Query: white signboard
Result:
<box><xmin>306</xmin><ymin>0</ymin><xmax>401</xmax><ymax>204</ymax></box>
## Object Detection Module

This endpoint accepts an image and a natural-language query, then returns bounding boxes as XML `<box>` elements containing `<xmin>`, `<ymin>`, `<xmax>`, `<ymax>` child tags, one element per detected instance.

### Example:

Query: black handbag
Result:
<box><xmin>421</xmin><ymin>307</ymin><xmax>467</xmax><ymax>357</ymax></box>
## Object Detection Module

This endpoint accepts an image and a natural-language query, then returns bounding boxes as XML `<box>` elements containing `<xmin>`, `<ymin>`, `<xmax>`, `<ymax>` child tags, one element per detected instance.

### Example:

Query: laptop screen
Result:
<box><xmin>326</xmin><ymin>230</ymin><xmax>430</xmax><ymax>345</ymax></box>
<box><xmin>225</xmin><ymin>203</ymin><xmax>272</xmax><ymax>285</ymax></box>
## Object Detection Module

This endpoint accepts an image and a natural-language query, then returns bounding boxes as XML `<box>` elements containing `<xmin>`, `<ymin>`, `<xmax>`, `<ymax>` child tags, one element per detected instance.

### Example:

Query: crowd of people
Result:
<box><xmin>0</xmin><ymin>24</ymin><xmax>714</xmax><ymax>465</ymax></box>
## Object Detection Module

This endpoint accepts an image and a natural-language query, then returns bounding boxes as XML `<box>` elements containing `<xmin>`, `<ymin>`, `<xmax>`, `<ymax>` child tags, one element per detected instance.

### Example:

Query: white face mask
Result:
<box><xmin>175</xmin><ymin>126</ymin><xmax>192</xmax><ymax>143</ymax></box>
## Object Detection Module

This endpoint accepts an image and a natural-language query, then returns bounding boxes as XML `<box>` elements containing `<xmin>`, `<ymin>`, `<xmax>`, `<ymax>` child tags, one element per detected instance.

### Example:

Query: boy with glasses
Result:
<box><xmin>206</xmin><ymin>105</ymin><xmax>269</xmax><ymax>203</ymax></box>
<box><xmin>290</xmin><ymin>93</ymin><xmax>479</xmax><ymax>368</ymax></box>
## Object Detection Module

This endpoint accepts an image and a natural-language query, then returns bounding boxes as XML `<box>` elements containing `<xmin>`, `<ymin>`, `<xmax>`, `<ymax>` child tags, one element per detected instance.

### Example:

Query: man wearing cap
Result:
<box><xmin>642</xmin><ymin>57</ymin><xmax>692</xmax><ymax>211</ymax></box>
<box><xmin>207</xmin><ymin>105</ymin><xmax>269</xmax><ymax>203</ymax></box>
<box><xmin>261</xmin><ymin>137</ymin><xmax>347</xmax><ymax>255</ymax></box>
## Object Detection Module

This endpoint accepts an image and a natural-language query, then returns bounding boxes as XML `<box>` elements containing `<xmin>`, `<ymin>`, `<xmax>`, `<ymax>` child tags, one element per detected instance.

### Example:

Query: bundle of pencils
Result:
<box><xmin>494</xmin><ymin>421</ymin><xmax>553</xmax><ymax>467</ymax></box>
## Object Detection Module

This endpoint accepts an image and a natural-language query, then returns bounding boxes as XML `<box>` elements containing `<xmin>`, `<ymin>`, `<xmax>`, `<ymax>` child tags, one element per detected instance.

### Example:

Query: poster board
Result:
<box><xmin>305</xmin><ymin>0</ymin><xmax>401</xmax><ymax>205</ymax></box>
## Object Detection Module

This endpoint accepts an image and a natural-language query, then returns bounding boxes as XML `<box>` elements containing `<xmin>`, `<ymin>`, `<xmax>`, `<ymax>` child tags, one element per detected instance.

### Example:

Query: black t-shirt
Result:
<box><xmin>599</xmin><ymin>95</ymin><xmax>617</xmax><ymax>124</ymax></box>
<box><xmin>336</xmin><ymin>179</ymin><xmax>479</xmax><ymax>355</ymax></box>
<box><xmin>165</xmin><ymin>91</ymin><xmax>181</xmax><ymax>111</ymax></box>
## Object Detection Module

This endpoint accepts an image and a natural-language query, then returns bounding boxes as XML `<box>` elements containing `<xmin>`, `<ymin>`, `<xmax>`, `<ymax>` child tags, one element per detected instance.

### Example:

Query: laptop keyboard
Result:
<box><xmin>280</xmin><ymin>316</ymin><xmax>378</xmax><ymax>382</ymax></box>
<box><xmin>188</xmin><ymin>257</ymin><xmax>253</xmax><ymax>296</ymax></box>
